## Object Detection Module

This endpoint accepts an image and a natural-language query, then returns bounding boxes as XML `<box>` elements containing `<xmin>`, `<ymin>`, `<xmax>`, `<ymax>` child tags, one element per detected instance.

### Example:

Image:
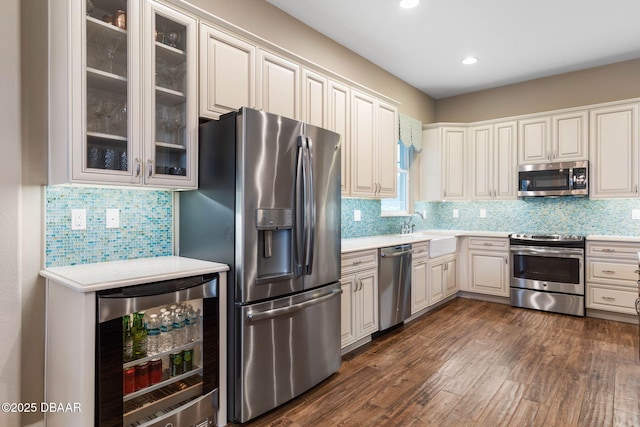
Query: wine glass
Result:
<box><xmin>111</xmin><ymin>103</ymin><xmax>127</xmax><ymax>137</ymax></box>
<box><xmin>162</xmin><ymin>63</ymin><xmax>185</xmax><ymax>92</ymax></box>
<box><xmin>102</xmin><ymin>99</ymin><xmax>121</xmax><ymax>134</ymax></box>
<box><xmin>166</xmin><ymin>31</ymin><xmax>181</xmax><ymax>49</ymax></box>
<box><xmin>156</xmin><ymin>105</ymin><xmax>170</xmax><ymax>142</ymax></box>
<box><xmin>87</xmin><ymin>93</ymin><xmax>105</xmax><ymax>133</ymax></box>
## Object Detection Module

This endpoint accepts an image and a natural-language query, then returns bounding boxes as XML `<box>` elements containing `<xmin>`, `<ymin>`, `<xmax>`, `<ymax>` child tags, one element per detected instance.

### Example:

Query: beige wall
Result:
<box><xmin>184</xmin><ymin>0</ymin><xmax>436</xmax><ymax>123</ymax></box>
<box><xmin>435</xmin><ymin>58</ymin><xmax>640</xmax><ymax>123</ymax></box>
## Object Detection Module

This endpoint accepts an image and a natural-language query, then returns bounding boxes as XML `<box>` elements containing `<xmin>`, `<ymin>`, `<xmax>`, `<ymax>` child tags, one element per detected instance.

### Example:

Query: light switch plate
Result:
<box><xmin>453</xmin><ymin>209</ymin><xmax>459</xmax><ymax>218</ymax></box>
<box><xmin>354</xmin><ymin>210</ymin><xmax>362</xmax><ymax>222</ymax></box>
<box><xmin>480</xmin><ymin>209</ymin><xmax>487</xmax><ymax>218</ymax></box>
<box><xmin>632</xmin><ymin>209</ymin><xmax>640</xmax><ymax>220</ymax></box>
<box><xmin>106</xmin><ymin>208</ymin><xmax>120</xmax><ymax>228</ymax></box>
<box><xmin>71</xmin><ymin>209</ymin><xmax>86</xmax><ymax>230</ymax></box>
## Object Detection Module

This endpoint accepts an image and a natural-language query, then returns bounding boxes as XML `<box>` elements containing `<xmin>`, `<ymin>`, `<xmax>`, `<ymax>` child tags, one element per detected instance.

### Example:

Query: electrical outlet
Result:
<box><xmin>452</xmin><ymin>209</ymin><xmax>459</xmax><ymax>218</ymax></box>
<box><xmin>633</xmin><ymin>209</ymin><xmax>640</xmax><ymax>220</ymax></box>
<box><xmin>71</xmin><ymin>209</ymin><xmax>86</xmax><ymax>230</ymax></box>
<box><xmin>480</xmin><ymin>209</ymin><xmax>487</xmax><ymax>218</ymax></box>
<box><xmin>422</xmin><ymin>210</ymin><xmax>427</xmax><ymax>218</ymax></box>
<box><xmin>354</xmin><ymin>210</ymin><xmax>362</xmax><ymax>222</ymax></box>
<box><xmin>106</xmin><ymin>208</ymin><xmax>120</xmax><ymax>228</ymax></box>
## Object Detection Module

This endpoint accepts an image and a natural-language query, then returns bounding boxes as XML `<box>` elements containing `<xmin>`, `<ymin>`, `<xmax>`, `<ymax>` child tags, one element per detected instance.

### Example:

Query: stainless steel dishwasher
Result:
<box><xmin>378</xmin><ymin>244</ymin><xmax>413</xmax><ymax>332</ymax></box>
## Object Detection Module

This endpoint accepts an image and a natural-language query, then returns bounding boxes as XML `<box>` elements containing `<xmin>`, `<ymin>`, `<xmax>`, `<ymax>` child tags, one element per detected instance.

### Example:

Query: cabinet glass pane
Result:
<box><xmin>154</xmin><ymin>14</ymin><xmax>188</xmax><ymax>177</ymax></box>
<box><xmin>85</xmin><ymin>0</ymin><xmax>130</xmax><ymax>173</ymax></box>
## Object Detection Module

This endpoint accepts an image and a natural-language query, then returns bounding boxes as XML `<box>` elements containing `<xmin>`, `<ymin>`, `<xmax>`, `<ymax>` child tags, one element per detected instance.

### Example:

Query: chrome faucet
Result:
<box><xmin>400</xmin><ymin>211</ymin><xmax>425</xmax><ymax>234</ymax></box>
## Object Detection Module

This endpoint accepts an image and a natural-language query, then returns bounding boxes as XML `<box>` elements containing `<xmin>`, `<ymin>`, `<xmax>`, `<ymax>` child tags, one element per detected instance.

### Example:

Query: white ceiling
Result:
<box><xmin>266</xmin><ymin>0</ymin><xmax>640</xmax><ymax>99</ymax></box>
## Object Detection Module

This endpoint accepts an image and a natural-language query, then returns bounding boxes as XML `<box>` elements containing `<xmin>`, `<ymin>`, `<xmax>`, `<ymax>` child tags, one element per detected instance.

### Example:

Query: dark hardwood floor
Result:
<box><xmin>236</xmin><ymin>298</ymin><xmax>640</xmax><ymax>427</ymax></box>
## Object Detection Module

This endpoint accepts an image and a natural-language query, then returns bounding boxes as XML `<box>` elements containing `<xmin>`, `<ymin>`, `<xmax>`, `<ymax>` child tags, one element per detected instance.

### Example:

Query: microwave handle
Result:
<box><xmin>569</xmin><ymin>167</ymin><xmax>574</xmax><ymax>188</ymax></box>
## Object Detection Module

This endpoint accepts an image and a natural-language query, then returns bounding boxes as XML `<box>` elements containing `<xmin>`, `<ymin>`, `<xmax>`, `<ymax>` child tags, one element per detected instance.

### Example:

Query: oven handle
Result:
<box><xmin>510</xmin><ymin>245</ymin><xmax>584</xmax><ymax>258</ymax></box>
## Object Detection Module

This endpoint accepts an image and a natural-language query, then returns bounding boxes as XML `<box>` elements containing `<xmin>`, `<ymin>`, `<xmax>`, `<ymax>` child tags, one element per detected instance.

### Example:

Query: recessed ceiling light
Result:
<box><xmin>399</xmin><ymin>0</ymin><xmax>420</xmax><ymax>9</ymax></box>
<box><xmin>462</xmin><ymin>57</ymin><xmax>478</xmax><ymax>65</ymax></box>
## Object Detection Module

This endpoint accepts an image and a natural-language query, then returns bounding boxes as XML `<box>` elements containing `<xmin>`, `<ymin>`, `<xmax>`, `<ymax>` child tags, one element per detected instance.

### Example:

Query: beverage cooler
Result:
<box><xmin>96</xmin><ymin>273</ymin><xmax>219</xmax><ymax>427</ymax></box>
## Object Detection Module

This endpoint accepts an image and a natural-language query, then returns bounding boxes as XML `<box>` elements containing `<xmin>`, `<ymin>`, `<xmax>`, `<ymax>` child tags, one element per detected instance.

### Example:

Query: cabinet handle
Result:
<box><xmin>134</xmin><ymin>158</ymin><xmax>141</xmax><ymax>178</ymax></box>
<box><xmin>352</xmin><ymin>260</ymin><xmax>362</xmax><ymax>266</ymax></box>
<box><xmin>443</xmin><ymin>191</ymin><xmax>447</xmax><ymax>198</ymax></box>
<box><xmin>505</xmin><ymin>257</ymin><xmax>508</xmax><ymax>264</ymax></box>
<box><xmin>147</xmin><ymin>159</ymin><xmax>153</xmax><ymax>178</ymax></box>
<box><xmin>602</xmin><ymin>270</ymin><xmax>616</xmax><ymax>274</ymax></box>
<box><xmin>601</xmin><ymin>296</ymin><xmax>616</xmax><ymax>302</ymax></box>
<box><xmin>358</xmin><ymin>278</ymin><xmax>363</xmax><ymax>291</ymax></box>
<box><xmin>635</xmin><ymin>185</ymin><xmax>638</xmax><ymax>194</ymax></box>
<box><xmin>634</xmin><ymin>270</ymin><xmax>640</xmax><ymax>274</ymax></box>
<box><xmin>483</xmin><ymin>243</ymin><xmax>492</xmax><ymax>246</ymax></box>
<box><xmin>601</xmin><ymin>248</ymin><xmax>615</xmax><ymax>253</ymax></box>
<box><xmin>352</xmin><ymin>280</ymin><xmax>358</xmax><ymax>293</ymax></box>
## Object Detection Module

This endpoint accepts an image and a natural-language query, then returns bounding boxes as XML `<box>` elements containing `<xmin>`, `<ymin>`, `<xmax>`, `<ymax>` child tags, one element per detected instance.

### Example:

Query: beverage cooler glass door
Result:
<box><xmin>96</xmin><ymin>273</ymin><xmax>218</xmax><ymax>427</ymax></box>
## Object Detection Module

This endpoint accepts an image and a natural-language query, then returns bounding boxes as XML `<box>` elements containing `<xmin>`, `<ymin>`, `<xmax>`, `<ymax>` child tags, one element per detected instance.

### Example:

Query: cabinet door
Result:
<box><xmin>444</xmin><ymin>258</ymin><xmax>457</xmax><ymax>297</ymax></box>
<box><xmin>494</xmin><ymin>121</ymin><xmax>518</xmax><ymax>200</ymax></box>
<box><xmin>411</xmin><ymin>258</ymin><xmax>429</xmax><ymax>314</ymax></box>
<box><xmin>442</xmin><ymin>127</ymin><xmax>466</xmax><ymax>200</ymax></box>
<box><xmin>199</xmin><ymin>23</ymin><xmax>255</xmax><ymax>119</ymax></box>
<box><xmin>301</xmin><ymin>68</ymin><xmax>327</xmax><ymax>128</ymax></box>
<box><xmin>350</xmin><ymin>91</ymin><xmax>377</xmax><ymax>197</ymax></box>
<box><xmin>356</xmin><ymin>269</ymin><xmax>379</xmax><ymax>337</ymax></box>
<box><xmin>589</xmin><ymin>103</ymin><xmax>639</xmax><ymax>198</ymax></box>
<box><xmin>340</xmin><ymin>275</ymin><xmax>357</xmax><ymax>347</ymax></box>
<box><xmin>71</xmin><ymin>0</ymin><xmax>142</xmax><ymax>185</ymax></box>
<box><xmin>518</xmin><ymin>117</ymin><xmax>551</xmax><ymax>164</ymax></box>
<box><xmin>376</xmin><ymin>100</ymin><xmax>398</xmax><ymax>198</ymax></box>
<box><xmin>256</xmin><ymin>50</ymin><xmax>300</xmax><ymax>120</ymax></box>
<box><xmin>144</xmin><ymin>0</ymin><xmax>198</xmax><ymax>188</ymax></box>
<box><xmin>429</xmin><ymin>261</ymin><xmax>445</xmax><ymax>304</ymax></box>
<box><xmin>469</xmin><ymin>125</ymin><xmax>493</xmax><ymax>200</ymax></box>
<box><xmin>553</xmin><ymin>111</ymin><xmax>588</xmax><ymax>161</ymax></box>
<box><xmin>328</xmin><ymin>80</ymin><xmax>350</xmax><ymax>195</ymax></box>
<box><xmin>469</xmin><ymin>251</ymin><xmax>509</xmax><ymax>296</ymax></box>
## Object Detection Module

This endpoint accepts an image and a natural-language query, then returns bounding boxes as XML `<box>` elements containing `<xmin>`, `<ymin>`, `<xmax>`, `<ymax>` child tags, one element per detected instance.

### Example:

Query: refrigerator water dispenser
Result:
<box><xmin>256</xmin><ymin>208</ymin><xmax>293</xmax><ymax>282</ymax></box>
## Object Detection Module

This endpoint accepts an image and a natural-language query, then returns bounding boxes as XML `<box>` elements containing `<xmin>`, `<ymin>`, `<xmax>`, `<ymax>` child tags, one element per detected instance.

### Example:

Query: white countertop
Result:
<box><xmin>586</xmin><ymin>235</ymin><xmax>640</xmax><ymax>243</ymax></box>
<box><xmin>341</xmin><ymin>230</ymin><xmax>511</xmax><ymax>253</ymax></box>
<box><xmin>40</xmin><ymin>256</ymin><xmax>229</xmax><ymax>292</ymax></box>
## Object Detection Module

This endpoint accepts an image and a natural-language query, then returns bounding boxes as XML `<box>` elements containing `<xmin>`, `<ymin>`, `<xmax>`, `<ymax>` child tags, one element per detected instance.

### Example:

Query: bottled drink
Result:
<box><xmin>132</xmin><ymin>312</ymin><xmax>148</xmax><ymax>359</ymax></box>
<box><xmin>146</xmin><ymin>313</ymin><xmax>161</xmax><ymax>355</ymax></box>
<box><xmin>172</xmin><ymin>308</ymin><xmax>186</xmax><ymax>348</ymax></box>
<box><xmin>160</xmin><ymin>310</ymin><xmax>174</xmax><ymax>352</ymax></box>
<box><xmin>123</xmin><ymin>315</ymin><xmax>133</xmax><ymax>362</ymax></box>
<box><xmin>185</xmin><ymin>305</ymin><xmax>199</xmax><ymax>342</ymax></box>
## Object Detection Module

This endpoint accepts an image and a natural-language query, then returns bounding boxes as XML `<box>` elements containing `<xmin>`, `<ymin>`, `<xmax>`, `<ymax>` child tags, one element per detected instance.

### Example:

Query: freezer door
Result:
<box><xmin>301</xmin><ymin>123</ymin><xmax>341</xmax><ymax>289</ymax></box>
<box><xmin>234</xmin><ymin>282</ymin><xmax>342</xmax><ymax>423</ymax></box>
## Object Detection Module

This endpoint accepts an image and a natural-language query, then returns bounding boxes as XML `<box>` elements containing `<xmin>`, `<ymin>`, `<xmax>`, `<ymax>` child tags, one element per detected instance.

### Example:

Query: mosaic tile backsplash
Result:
<box><xmin>341</xmin><ymin>197</ymin><xmax>640</xmax><ymax>238</ymax></box>
<box><xmin>45</xmin><ymin>186</ymin><xmax>173</xmax><ymax>267</ymax></box>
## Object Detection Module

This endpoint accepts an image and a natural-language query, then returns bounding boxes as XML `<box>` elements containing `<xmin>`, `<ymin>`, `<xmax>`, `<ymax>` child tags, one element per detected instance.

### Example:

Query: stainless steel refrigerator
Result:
<box><xmin>179</xmin><ymin>107</ymin><xmax>342</xmax><ymax>423</ymax></box>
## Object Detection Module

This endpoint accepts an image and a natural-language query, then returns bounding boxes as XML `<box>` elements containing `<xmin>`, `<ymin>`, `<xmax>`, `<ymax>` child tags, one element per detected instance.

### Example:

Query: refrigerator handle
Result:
<box><xmin>304</xmin><ymin>136</ymin><xmax>315</xmax><ymax>275</ymax></box>
<box><xmin>246</xmin><ymin>287</ymin><xmax>342</xmax><ymax>322</ymax></box>
<box><xmin>295</xmin><ymin>136</ymin><xmax>306</xmax><ymax>276</ymax></box>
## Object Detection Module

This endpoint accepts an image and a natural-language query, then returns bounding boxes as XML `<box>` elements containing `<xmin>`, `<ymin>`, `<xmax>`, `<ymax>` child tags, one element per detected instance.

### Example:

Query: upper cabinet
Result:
<box><xmin>327</xmin><ymin>80</ymin><xmax>351</xmax><ymax>195</ymax></box>
<box><xmin>49</xmin><ymin>0</ymin><xmax>198</xmax><ymax>188</ymax></box>
<box><xmin>199</xmin><ymin>23</ymin><xmax>256</xmax><ymax>119</ymax></box>
<box><xmin>350</xmin><ymin>91</ymin><xmax>397</xmax><ymax>198</ymax></box>
<box><xmin>301</xmin><ymin>68</ymin><xmax>328</xmax><ymax>128</ymax></box>
<box><xmin>518</xmin><ymin>110</ymin><xmax>588</xmax><ymax>164</ymax></box>
<box><xmin>469</xmin><ymin>121</ymin><xmax>517</xmax><ymax>200</ymax></box>
<box><xmin>256</xmin><ymin>50</ymin><xmax>300</xmax><ymax>120</ymax></box>
<box><xmin>589</xmin><ymin>103</ymin><xmax>639</xmax><ymax>199</ymax></box>
<box><xmin>421</xmin><ymin>125</ymin><xmax>467</xmax><ymax>201</ymax></box>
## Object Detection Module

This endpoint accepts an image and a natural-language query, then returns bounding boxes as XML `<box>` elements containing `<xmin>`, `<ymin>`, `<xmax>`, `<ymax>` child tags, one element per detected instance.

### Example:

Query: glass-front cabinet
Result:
<box><xmin>49</xmin><ymin>0</ymin><xmax>197</xmax><ymax>188</ymax></box>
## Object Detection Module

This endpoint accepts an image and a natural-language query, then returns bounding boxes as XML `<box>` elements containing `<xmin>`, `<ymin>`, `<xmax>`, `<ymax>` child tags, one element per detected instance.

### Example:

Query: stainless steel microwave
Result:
<box><xmin>518</xmin><ymin>161</ymin><xmax>588</xmax><ymax>197</ymax></box>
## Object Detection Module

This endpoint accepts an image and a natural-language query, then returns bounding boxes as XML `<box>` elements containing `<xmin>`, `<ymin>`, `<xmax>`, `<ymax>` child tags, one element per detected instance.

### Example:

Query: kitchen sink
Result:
<box><xmin>428</xmin><ymin>236</ymin><xmax>456</xmax><ymax>258</ymax></box>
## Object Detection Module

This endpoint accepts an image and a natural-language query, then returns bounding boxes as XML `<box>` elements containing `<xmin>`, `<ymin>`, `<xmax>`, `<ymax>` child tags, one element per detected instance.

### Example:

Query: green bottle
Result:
<box><xmin>123</xmin><ymin>315</ymin><xmax>133</xmax><ymax>362</ymax></box>
<box><xmin>132</xmin><ymin>312</ymin><xmax>148</xmax><ymax>359</ymax></box>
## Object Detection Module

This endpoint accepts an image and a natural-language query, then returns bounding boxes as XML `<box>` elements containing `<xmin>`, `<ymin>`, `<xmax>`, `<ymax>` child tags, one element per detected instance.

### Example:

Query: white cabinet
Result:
<box><xmin>469</xmin><ymin>121</ymin><xmax>517</xmax><ymax>200</ymax></box>
<box><xmin>328</xmin><ymin>80</ymin><xmax>351</xmax><ymax>195</ymax></box>
<box><xmin>49</xmin><ymin>0</ymin><xmax>198</xmax><ymax>188</ymax></box>
<box><xmin>256</xmin><ymin>49</ymin><xmax>300</xmax><ymax>120</ymax></box>
<box><xmin>467</xmin><ymin>237</ymin><xmax>510</xmax><ymax>297</ymax></box>
<box><xmin>586</xmin><ymin>240</ymin><xmax>640</xmax><ymax>315</ymax></box>
<box><xmin>518</xmin><ymin>111</ymin><xmax>588</xmax><ymax>164</ymax></box>
<box><xmin>350</xmin><ymin>91</ymin><xmax>398</xmax><ymax>198</ymax></box>
<box><xmin>199</xmin><ymin>23</ymin><xmax>256</xmax><ymax>119</ymax></box>
<box><xmin>411</xmin><ymin>242</ymin><xmax>429</xmax><ymax>314</ymax></box>
<box><xmin>340</xmin><ymin>250</ymin><xmax>379</xmax><ymax>348</ymax></box>
<box><xmin>589</xmin><ymin>103</ymin><xmax>640</xmax><ymax>198</ymax></box>
<box><xmin>421</xmin><ymin>125</ymin><xmax>467</xmax><ymax>201</ymax></box>
<box><xmin>301</xmin><ymin>68</ymin><xmax>328</xmax><ymax>128</ymax></box>
<box><xmin>429</xmin><ymin>255</ymin><xmax>456</xmax><ymax>304</ymax></box>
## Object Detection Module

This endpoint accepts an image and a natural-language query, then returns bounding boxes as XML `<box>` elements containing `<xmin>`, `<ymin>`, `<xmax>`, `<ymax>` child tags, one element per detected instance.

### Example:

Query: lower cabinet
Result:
<box><xmin>429</xmin><ymin>255</ymin><xmax>457</xmax><ymax>305</ymax></box>
<box><xmin>340</xmin><ymin>250</ymin><xmax>379</xmax><ymax>348</ymax></box>
<box><xmin>466</xmin><ymin>237</ymin><xmax>510</xmax><ymax>297</ymax></box>
<box><xmin>411</xmin><ymin>241</ymin><xmax>457</xmax><ymax>314</ymax></box>
<box><xmin>411</xmin><ymin>244</ymin><xmax>429</xmax><ymax>314</ymax></box>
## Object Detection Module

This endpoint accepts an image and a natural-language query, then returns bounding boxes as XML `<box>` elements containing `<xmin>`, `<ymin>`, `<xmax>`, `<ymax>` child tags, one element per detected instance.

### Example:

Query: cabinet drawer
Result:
<box><xmin>341</xmin><ymin>249</ymin><xmax>378</xmax><ymax>274</ymax></box>
<box><xmin>412</xmin><ymin>242</ymin><xmax>429</xmax><ymax>259</ymax></box>
<box><xmin>587</xmin><ymin>260</ymin><xmax>638</xmax><ymax>284</ymax></box>
<box><xmin>468</xmin><ymin>237</ymin><xmax>509</xmax><ymax>251</ymax></box>
<box><xmin>587</xmin><ymin>241</ymin><xmax>640</xmax><ymax>260</ymax></box>
<box><xmin>587</xmin><ymin>284</ymin><xmax>639</xmax><ymax>315</ymax></box>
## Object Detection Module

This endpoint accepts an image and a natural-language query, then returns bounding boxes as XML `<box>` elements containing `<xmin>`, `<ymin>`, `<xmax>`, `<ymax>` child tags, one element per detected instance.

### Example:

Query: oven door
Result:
<box><xmin>510</xmin><ymin>245</ymin><xmax>584</xmax><ymax>295</ymax></box>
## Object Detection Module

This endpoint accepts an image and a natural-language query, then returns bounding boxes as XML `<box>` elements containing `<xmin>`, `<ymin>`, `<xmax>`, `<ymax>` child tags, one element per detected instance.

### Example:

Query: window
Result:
<box><xmin>381</xmin><ymin>141</ymin><xmax>412</xmax><ymax>215</ymax></box>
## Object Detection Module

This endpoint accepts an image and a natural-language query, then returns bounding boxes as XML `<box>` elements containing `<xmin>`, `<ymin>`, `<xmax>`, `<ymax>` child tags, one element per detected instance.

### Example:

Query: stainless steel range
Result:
<box><xmin>509</xmin><ymin>234</ymin><xmax>585</xmax><ymax>316</ymax></box>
